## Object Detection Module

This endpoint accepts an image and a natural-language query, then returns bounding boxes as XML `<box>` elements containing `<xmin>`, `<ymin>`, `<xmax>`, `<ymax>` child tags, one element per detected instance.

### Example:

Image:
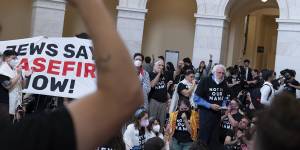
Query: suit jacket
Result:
<box><xmin>239</xmin><ymin>66</ymin><xmax>253</xmax><ymax>81</ymax></box>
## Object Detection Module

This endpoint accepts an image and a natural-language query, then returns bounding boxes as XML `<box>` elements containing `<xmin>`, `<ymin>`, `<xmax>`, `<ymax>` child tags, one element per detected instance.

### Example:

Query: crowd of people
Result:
<box><xmin>1</xmin><ymin>29</ymin><xmax>300</xmax><ymax>150</ymax></box>
<box><xmin>121</xmin><ymin>52</ymin><xmax>300</xmax><ymax>150</ymax></box>
<box><xmin>0</xmin><ymin>0</ymin><xmax>300</xmax><ymax>150</ymax></box>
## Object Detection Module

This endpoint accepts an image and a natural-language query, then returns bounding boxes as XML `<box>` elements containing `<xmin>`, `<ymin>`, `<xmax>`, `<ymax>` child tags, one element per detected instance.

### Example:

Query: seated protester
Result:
<box><xmin>220</xmin><ymin>100</ymin><xmax>244</xmax><ymax>143</ymax></box>
<box><xmin>224</xmin><ymin>117</ymin><xmax>250</xmax><ymax>150</ymax></box>
<box><xmin>123</xmin><ymin>108</ymin><xmax>149</xmax><ymax>150</ymax></box>
<box><xmin>237</xmin><ymin>91</ymin><xmax>255</xmax><ymax>119</ymax></box>
<box><xmin>226</xmin><ymin>68</ymin><xmax>243</xmax><ymax>98</ymax></box>
<box><xmin>169</xmin><ymin>70</ymin><xmax>197</xmax><ymax>113</ymax></box>
<box><xmin>144</xmin><ymin>137</ymin><xmax>165</xmax><ymax>150</ymax></box>
<box><xmin>97</xmin><ymin>132</ymin><xmax>125</xmax><ymax>150</ymax></box>
<box><xmin>146</xmin><ymin>118</ymin><xmax>164</xmax><ymax>140</ymax></box>
<box><xmin>166</xmin><ymin>98</ymin><xmax>199</xmax><ymax>150</ymax></box>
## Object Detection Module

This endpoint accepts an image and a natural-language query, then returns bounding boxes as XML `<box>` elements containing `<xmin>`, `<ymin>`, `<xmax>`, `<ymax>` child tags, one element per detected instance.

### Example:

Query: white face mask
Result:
<box><xmin>134</xmin><ymin>60</ymin><xmax>142</xmax><ymax>67</ymax></box>
<box><xmin>152</xmin><ymin>125</ymin><xmax>160</xmax><ymax>133</ymax></box>
<box><xmin>9</xmin><ymin>59</ymin><xmax>18</xmax><ymax>68</ymax></box>
<box><xmin>141</xmin><ymin>119</ymin><xmax>149</xmax><ymax>127</ymax></box>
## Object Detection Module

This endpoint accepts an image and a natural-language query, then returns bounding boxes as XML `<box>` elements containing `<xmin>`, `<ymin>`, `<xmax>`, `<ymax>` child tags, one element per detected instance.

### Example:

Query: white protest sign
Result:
<box><xmin>0</xmin><ymin>37</ymin><xmax>97</xmax><ymax>99</ymax></box>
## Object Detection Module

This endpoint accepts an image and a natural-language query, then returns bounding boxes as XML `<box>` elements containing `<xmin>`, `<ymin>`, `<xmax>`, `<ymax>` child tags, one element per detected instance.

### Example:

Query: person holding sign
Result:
<box><xmin>0</xmin><ymin>0</ymin><xmax>143</xmax><ymax>150</ymax></box>
<box><xmin>0</xmin><ymin>50</ymin><xmax>22</xmax><ymax>121</ymax></box>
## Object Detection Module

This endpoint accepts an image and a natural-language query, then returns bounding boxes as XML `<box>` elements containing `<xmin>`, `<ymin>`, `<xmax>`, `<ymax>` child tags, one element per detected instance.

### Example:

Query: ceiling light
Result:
<box><xmin>261</xmin><ymin>0</ymin><xmax>268</xmax><ymax>3</ymax></box>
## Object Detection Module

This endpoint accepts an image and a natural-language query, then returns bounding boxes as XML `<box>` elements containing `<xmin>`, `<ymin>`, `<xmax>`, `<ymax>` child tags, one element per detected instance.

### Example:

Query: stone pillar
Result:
<box><xmin>116</xmin><ymin>1</ymin><xmax>147</xmax><ymax>56</ymax></box>
<box><xmin>192</xmin><ymin>14</ymin><xmax>228</xmax><ymax>66</ymax></box>
<box><xmin>31</xmin><ymin>0</ymin><xmax>66</xmax><ymax>37</ymax></box>
<box><xmin>275</xmin><ymin>19</ymin><xmax>300</xmax><ymax>82</ymax></box>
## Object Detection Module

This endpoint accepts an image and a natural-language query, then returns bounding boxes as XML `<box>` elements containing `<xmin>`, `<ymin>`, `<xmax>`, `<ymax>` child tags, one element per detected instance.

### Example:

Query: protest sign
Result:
<box><xmin>0</xmin><ymin>37</ymin><xmax>97</xmax><ymax>98</ymax></box>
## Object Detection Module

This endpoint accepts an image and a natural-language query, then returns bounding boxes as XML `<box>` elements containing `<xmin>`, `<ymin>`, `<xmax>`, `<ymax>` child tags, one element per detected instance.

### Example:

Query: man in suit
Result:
<box><xmin>240</xmin><ymin>59</ymin><xmax>253</xmax><ymax>81</ymax></box>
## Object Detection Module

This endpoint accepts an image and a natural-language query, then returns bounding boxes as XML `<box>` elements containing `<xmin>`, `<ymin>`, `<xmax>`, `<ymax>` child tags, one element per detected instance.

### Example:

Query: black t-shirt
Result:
<box><xmin>0</xmin><ymin>107</ymin><xmax>76</xmax><ymax>150</ymax></box>
<box><xmin>165</xmin><ymin>71</ymin><xmax>174</xmax><ymax>83</ymax></box>
<box><xmin>149</xmin><ymin>72</ymin><xmax>168</xmax><ymax>103</ymax></box>
<box><xmin>0</xmin><ymin>75</ymin><xmax>10</xmax><ymax>104</ymax></box>
<box><xmin>221</xmin><ymin>112</ymin><xmax>243</xmax><ymax>130</ymax></box>
<box><xmin>220</xmin><ymin>112</ymin><xmax>243</xmax><ymax>143</ymax></box>
<box><xmin>174</xmin><ymin>74</ymin><xmax>185</xmax><ymax>84</ymax></box>
<box><xmin>224</xmin><ymin>130</ymin><xmax>242</xmax><ymax>150</ymax></box>
<box><xmin>285</xmin><ymin>79</ymin><xmax>300</xmax><ymax>96</ymax></box>
<box><xmin>195</xmin><ymin>76</ymin><xmax>228</xmax><ymax>107</ymax></box>
<box><xmin>173</xmin><ymin>112</ymin><xmax>193</xmax><ymax>143</ymax></box>
<box><xmin>177</xmin><ymin>83</ymin><xmax>189</xmax><ymax>100</ymax></box>
<box><xmin>226</xmin><ymin>76</ymin><xmax>243</xmax><ymax>98</ymax></box>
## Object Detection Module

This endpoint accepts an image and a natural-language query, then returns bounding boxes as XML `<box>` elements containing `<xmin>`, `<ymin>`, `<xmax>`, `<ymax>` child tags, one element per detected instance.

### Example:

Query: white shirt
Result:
<box><xmin>260</xmin><ymin>82</ymin><xmax>275</xmax><ymax>105</ymax></box>
<box><xmin>123</xmin><ymin>124</ymin><xmax>146</xmax><ymax>150</ymax></box>
<box><xmin>245</xmin><ymin>67</ymin><xmax>249</xmax><ymax>80</ymax></box>
<box><xmin>0</xmin><ymin>62</ymin><xmax>22</xmax><ymax>115</ymax></box>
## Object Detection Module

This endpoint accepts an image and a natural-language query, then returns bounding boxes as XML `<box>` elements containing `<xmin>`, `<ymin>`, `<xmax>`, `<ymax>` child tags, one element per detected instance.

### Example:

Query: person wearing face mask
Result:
<box><xmin>0</xmin><ymin>50</ymin><xmax>22</xmax><ymax>121</ymax></box>
<box><xmin>166</xmin><ymin>98</ymin><xmax>199</xmax><ymax>150</ymax></box>
<box><xmin>193</xmin><ymin>64</ymin><xmax>229</xmax><ymax>150</ymax></box>
<box><xmin>133</xmin><ymin>53</ymin><xmax>151</xmax><ymax>109</ymax></box>
<box><xmin>146</xmin><ymin>118</ymin><xmax>164</xmax><ymax>140</ymax></box>
<box><xmin>123</xmin><ymin>108</ymin><xmax>149</xmax><ymax>150</ymax></box>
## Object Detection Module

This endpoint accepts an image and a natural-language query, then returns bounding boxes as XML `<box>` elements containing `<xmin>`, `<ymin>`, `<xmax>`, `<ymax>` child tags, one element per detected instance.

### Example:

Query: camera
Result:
<box><xmin>280</xmin><ymin>69</ymin><xmax>296</xmax><ymax>83</ymax></box>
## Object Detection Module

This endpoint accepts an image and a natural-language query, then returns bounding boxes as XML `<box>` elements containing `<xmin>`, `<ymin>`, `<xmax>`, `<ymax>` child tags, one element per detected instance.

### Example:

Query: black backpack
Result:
<box><xmin>250</xmin><ymin>84</ymin><xmax>272</xmax><ymax>109</ymax></box>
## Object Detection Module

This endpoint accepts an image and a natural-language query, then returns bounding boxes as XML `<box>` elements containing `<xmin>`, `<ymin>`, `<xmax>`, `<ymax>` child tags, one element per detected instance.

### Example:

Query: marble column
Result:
<box><xmin>275</xmin><ymin>19</ymin><xmax>300</xmax><ymax>82</ymax></box>
<box><xmin>192</xmin><ymin>14</ymin><xmax>229</xmax><ymax>66</ymax></box>
<box><xmin>31</xmin><ymin>0</ymin><xmax>66</xmax><ymax>37</ymax></box>
<box><xmin>116</xmin><ymin>5</ymin><xmax>147</xmax><ymax>56</ymax></box>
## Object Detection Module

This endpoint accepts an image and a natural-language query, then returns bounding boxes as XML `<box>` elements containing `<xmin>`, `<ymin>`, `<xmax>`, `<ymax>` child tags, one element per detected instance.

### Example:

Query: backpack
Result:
<box><xmin>250</xmin><ymin>84</ymin><xmax>272</xmax><ymax>109</ymax></box>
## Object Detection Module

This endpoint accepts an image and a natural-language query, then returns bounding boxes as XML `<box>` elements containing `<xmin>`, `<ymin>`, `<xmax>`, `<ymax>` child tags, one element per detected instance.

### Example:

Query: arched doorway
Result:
<box><xmin>142</xmin><ymin>0</ymin><xmax>197</xmax><ymax>60</ymax></box>
<box><xmin>0</xmin><ymin>0</ymin><xmax>32</xmax><ymax>40</ymax></box>
<box><xmin>223</xmin><ymin>0</ymin><xmax>279</xmax><ymax>70</ymax></box>
<box><xmin>63</xmin><ymin>0</ymin><xmax>118</xmax><ymax>37</ymax></box>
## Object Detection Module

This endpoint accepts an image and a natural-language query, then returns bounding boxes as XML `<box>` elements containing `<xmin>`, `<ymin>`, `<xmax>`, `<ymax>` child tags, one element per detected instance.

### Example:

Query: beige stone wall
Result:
<box><xmin>0</xmin><ymin>0</ymin><xmax>32</xmax><ymax>40</ymax></box>
<box><xmin>63</xmin><ymin>0</ymin><xmax>118</xmax><ymax>37</ymax></box>
<box><xmin>142</xmin><ymin>0</ymin><xmax>196</xmax><ymax>62</ymax></box>
<box><xmin>226</xmin><ymin>8</ymin><xmax>278</xmax><ymax>70</ymax></box>
<box><xmin>245</xmin><ymin>9</ymin><xmax>278</xmax><ymax>70</ymax></box>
